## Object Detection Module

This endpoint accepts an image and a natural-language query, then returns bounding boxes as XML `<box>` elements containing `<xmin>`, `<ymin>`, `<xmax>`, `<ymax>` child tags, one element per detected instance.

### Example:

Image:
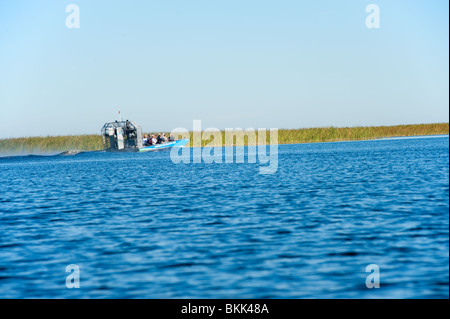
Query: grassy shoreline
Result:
<box><xmin>0</xmin><ymin>123</ymin><xmax>448</xmax><ymax>154</ymax></box>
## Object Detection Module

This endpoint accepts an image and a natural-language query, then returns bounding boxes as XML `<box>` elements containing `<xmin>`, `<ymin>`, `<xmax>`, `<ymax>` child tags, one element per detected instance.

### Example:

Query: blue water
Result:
<box><xmin>0</xmin><ymin>136</ymin><xmax>448</xmax><ymax>298</ymax></box>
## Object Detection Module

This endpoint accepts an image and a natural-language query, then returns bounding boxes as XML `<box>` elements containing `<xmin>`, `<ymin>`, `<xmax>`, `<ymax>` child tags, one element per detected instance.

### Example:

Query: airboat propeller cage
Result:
<box><xmin>101</xmin><ymin>120</ymin><xmax>143</xmax><ymax>150</ymax></box>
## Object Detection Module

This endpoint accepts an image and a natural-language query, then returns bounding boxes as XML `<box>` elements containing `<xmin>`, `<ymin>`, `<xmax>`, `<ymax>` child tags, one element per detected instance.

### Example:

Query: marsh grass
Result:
<box><xmin>0</xmin><ymin>135</ymin><xmax>103</xmax><ymax>154</ymax></box>
<box><xmin>275</xmin><ymin>123</ymin><xmax>449</xmax><ymax>145</ymax></box>
<box><xmin>183</xmin><ymin>123</ymin><xmax>449</xmax><ymax>147</ymax></box>
<box><xmin>0</xmin><ymin>123</ymin><xmax>448</xmax><ymax>153</ymax></box>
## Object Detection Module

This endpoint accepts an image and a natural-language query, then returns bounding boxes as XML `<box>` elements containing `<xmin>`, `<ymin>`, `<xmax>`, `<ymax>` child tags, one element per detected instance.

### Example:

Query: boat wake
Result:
<box><xmin>0</xmin><ymin>150</ymin><xmax>88</xmax><ymax>159</ymax></box>
<box><xmin>57</xmin><ymin>150</ymin><xmax>86</xmax><ymax>156</ymax></box>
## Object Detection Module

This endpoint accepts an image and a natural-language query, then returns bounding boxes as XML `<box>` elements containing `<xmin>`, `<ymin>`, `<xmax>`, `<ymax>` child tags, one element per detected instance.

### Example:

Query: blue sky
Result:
<box><xmin>0</xmin><ymin>0</ymin><xmax>448</xmax><ymax>138</ymax></box>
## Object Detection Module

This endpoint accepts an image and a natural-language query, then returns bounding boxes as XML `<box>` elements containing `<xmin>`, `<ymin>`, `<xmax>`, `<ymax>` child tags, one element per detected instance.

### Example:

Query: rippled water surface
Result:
<box><xmin>0</xmin><ymin>136</ymin><xmax>448</xmax><ymax>298</ymax></box>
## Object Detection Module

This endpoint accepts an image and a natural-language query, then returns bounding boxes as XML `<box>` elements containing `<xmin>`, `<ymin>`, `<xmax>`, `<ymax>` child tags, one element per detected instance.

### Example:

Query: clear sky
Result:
<box><xmin>0</xmin><ymin>0</ymin><xmax>448</xmax><ymax>138</ymax></box>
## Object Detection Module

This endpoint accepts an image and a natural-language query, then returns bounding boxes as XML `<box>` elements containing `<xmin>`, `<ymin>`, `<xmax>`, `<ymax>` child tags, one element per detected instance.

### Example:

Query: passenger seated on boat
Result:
<box><xmin>151</xmin><ymin>136</ymin><xmax>157</xmax><ymax>145</ymax></box>
<box><xmin>161</xmin><ymin>133</ymin><xmax>168</xmax><ymax>142</ymax></box>
<box><xmin>168</xmin><ymin>134</ymin><xmax>174</xmax><ymax>142</ymax></box>
<box><xmin>149</xmin><ymin>135</ymin><xmax>154</xmax><ymax>146</ymax></box>
<box><xmin>143</xmin><ymin>135</ymin><xmax>148</xmax><ymax>145</ymax></box>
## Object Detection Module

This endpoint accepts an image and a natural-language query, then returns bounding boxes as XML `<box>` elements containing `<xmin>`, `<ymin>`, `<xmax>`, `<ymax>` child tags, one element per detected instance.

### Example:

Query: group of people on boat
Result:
<box><xmin>143</xmin><ymin>133</ymin><xmax>174</xmax><ymax>146</ymax></box>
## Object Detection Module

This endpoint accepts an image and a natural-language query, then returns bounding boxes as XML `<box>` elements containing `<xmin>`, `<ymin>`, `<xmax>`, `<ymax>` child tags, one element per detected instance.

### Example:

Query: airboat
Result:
<box><xmin>101</xmin><ymin>120</ymin><xmax>189</xmax><ymax>152</ymax></box>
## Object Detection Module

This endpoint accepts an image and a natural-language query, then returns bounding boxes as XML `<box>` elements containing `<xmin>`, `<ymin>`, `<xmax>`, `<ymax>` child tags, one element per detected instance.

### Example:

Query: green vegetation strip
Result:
<box><xmin>0</xmin><ymin>123</ymin><xmax>448</xmax><ymax>153</ymax></box>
